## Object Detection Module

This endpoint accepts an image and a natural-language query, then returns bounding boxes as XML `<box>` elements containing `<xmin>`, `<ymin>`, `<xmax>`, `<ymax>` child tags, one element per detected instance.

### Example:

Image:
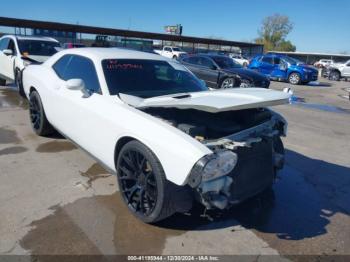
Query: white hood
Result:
<box><xmin>26</xmin><ymin>55</ymin><xmax>52</xmax><ymax>63</ymax></box>
<box><xmin>120</xmin><ymin>88</ymin><xmax>291</xmax><ymax>113</ymax></box>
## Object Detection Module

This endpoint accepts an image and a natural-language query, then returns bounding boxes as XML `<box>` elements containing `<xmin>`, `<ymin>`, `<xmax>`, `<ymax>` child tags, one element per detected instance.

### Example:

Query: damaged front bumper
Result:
<box><xmin>187</xmin><ymin>114</ymin><xmax>286</xmax><ymax>210</ymax></box>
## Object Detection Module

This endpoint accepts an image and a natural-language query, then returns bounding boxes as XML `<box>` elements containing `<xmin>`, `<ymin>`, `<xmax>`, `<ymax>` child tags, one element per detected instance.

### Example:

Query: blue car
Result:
<box><xmin>249</xmin><ymin>54</ymin><xmax>318</xmax><ymax>85</ymax></box>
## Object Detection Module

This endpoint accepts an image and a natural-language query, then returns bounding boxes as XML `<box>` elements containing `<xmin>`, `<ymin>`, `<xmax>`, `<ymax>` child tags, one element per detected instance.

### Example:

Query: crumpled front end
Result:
<box><xmin>187</xmin><ymin>111</ymin><xmax>286</xmax><ymax>210</ymax></box>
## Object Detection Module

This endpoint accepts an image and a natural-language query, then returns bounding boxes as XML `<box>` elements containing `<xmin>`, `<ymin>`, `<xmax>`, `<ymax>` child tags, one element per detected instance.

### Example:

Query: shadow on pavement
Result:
<box><xmin>305</xmin><ymin>81</ymin><xmax>332</xmax><ymax>87</ymax></box>
<box><xmin>159</xmin><ymin>149</ymin><xmax>350</xmax><ymax>241</ymax></box>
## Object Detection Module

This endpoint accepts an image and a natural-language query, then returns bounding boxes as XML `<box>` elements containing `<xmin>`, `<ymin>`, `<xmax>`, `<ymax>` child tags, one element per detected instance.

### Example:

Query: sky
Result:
<box><xmin>0</xmin><ymin>0</ymin><xmax>349</xmax><ymax>53</ymax></box>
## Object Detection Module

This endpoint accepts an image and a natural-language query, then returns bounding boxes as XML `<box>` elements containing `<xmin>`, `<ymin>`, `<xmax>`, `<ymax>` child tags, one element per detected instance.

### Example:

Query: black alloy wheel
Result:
<box><xmin>118</xmin><ymin>148</ymin><xmax>158</xmax><ymax>217</ymax></box>
<box><xmin>29</xmin><ymin>91</ymin><xmax>54</xmax><ymax>136</ymax></box>
<box><xmin>15</xmin><ymin>69</ymin><xmax>25</xmax><ymax>97</ymax></box>
<box><xmin>116</xmin><ymin>140</ymin><xmax>190</xmax><ymax>223</ymax></box>
<box><xmin>29</xmin><ymin>93</ymin><xmax>41</xmax><ymax>131</ymax></box>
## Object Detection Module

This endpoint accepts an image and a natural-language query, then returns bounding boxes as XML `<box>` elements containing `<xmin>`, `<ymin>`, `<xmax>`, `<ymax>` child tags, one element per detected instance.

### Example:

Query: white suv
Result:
<box><xmin>314</xmin><ymin>59</ymin><xmax>334</xmax><ymax>68</ymax></box>
<box><xmin>327</xmin><ymin>60</ymin><xmax>350</xmax><ymax>81</ymax></box>
<box><xmin>229</xmin><ymin>53</ymin><xmax>249</xmax><ymax>67</ymax></box>
<box><xmin>0</xmin><ymin>35</ymin><xmax>61</xmax><ymax>96</ymax></box>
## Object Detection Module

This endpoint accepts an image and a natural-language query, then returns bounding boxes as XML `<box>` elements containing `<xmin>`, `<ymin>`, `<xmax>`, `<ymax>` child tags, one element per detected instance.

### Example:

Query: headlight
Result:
<box><xmin>187</xmin><ymin>150</ymin><xmax>238</xmax><ymax>187</ymax></box>
<box><xmin>302</xmin><ymin>68</ymin><xmax>312</xmax><ymax>73</ymax></box>
<box><xmin>202</xmin><ymin>151</ymin><xmax>237</xmax><ymax>182</ymax></box>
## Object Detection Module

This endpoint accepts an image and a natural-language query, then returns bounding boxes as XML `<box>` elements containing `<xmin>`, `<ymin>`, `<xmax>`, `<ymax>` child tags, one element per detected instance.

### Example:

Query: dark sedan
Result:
<box><xmin>180</xmin><ymin>54</ymin><xmax>270</xmax><ymax>89</ymax></box>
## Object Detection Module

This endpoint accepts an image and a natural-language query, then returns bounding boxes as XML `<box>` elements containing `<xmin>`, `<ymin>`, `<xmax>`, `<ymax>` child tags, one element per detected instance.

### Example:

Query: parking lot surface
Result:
<box><xmin>0</xmin><ymin>78</ymin><xmax>349</xmax><ymax>259</ymax></box>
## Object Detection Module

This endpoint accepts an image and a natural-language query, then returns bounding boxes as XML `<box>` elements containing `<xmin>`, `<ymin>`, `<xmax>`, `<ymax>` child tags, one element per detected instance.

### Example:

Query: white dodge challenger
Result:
<box><xmin>23</xmin><ymin>48</ymin><xmax>290</xmax><ymax>223</ymax></box>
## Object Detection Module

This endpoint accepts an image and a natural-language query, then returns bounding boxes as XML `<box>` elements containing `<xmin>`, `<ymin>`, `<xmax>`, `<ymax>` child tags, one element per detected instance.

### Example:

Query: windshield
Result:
<box><xmin>102</xmin><ymin>59</ymin><xmax>208</xmax><ymax>98</ymax></box>
<box><xmin>212</xmin><ymin>56</ymin><xmax>242</xmax><ymax>69</ymax></box>
<box><xmin>18</xmin><ymin>40</ymin><xmax>61</xmax><ymax>56</ymax></box>
<box><xmin>282</xmin><ymin>56</ymin><xmax>303</xmax><ymax>65</ymax></box>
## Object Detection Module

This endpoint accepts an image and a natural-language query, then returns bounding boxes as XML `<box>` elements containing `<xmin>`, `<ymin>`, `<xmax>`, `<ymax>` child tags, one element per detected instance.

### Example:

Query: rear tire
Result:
<box><xmin>220</xmin><ymin>77</ymin><xmax>237</xmax><ymax>89</ymax></box>
<box><xmin>288</xmin><ymin>72</ymin><xmax>301</xmax><ymax>85</ymax></box>
<box><xmin>116</xmin><ymin>140</ymin><xmax>191</xmax><ymax>223</ymax></box>
<box><xmin>29</xmin><ymin>91</ymin><xmax>55</xmax><ymax>136</ymax></box>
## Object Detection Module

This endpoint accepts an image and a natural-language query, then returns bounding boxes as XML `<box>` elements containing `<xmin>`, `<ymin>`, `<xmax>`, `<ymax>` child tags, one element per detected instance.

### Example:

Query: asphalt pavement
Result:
<box><xmin>0</xmin><ymin>78</ymin><xmax>349</xmax><ymax>261</ymax></box>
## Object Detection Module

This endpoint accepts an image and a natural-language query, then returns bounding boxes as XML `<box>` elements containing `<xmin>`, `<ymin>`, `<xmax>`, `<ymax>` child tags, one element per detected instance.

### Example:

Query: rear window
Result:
<box><xmin>261</xmin><ymin>56</ymin><xmax>273</xmax><ymax>64</ymax></box>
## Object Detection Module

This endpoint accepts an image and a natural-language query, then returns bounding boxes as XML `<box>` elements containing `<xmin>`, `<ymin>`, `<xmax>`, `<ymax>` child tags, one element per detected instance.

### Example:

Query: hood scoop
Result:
<box><xmin>120</xmin><ymin>88</ymin><xmax>291</xmax><ymax>113</ymax></box>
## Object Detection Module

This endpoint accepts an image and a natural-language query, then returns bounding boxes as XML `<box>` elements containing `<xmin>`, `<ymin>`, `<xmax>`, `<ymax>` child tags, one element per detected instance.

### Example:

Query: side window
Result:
<box><xmin>64</xmin><ymin>56</ymin><xmax>101</xmax><ymax>93</ymax></box>
<box><xmin>186</xmin><ymin>56</ymin><xmax>200</xmax><ymax>65</ymax></box>
<box><xmin>164</xmin><ymin>47</ymin><xmax>171</xmax><ymax>52</ymax></box>
<box><xmin>346</xmin><ymin>62</ymin><xmax>350</xmax><ymax>67</ymax></box>
<box><xmin>274</xmin><ymin>57</ymin><xmax>281</xmax><ymax>65</ymax></box>
<box><xmin>52</xmin><ymin>55</ymin><xmax>73</xmax><ymax>79</ymax></box>
<box><xmin>0</xmin><ymin>38</ymin><xmax>9</xmax><ymax>51</ymax></box>
<box><xmin>261</xmin><ymin>56</ymin><xmax>273</xmax><ymax>64</ymax></box>
<box><xmin>198</xmin><ymin>57</ymin><xmax>214</xmax><ymax>68</ymax></box>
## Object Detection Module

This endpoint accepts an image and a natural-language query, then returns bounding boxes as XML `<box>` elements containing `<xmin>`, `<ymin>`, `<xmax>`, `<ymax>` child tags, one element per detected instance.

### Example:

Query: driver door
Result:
<box><xmin>259</xmin><ymin>56</ymin><xmax>274</xmax><ymax>76</ymax></box>
<box><xmin>49</xmin><ymin>54</ymin><xmax>107</xmax><ymax>155</ymax></box>
<box><xmin>0</xmin><ymin>38</ymin><xmax>15</xmax><ymax>81</ymax></box>
<box><xmin>196</xmin><ymin>57</ymin><xmax>220</xmax><ymax>88</ymax></box>
<box><xmin>271</xmin><ymin>57</ymin><xmax>288</xmax><ymax>80</ymax></box>
<box><xmin>163</xmin><ymin>47</ymin><xmax>172</xmax><ymax>58</ymax></box>
<box><xmin>343</xmin><ymin>62</ymin><xmax>350</xmax><ymax>77</ymax></box>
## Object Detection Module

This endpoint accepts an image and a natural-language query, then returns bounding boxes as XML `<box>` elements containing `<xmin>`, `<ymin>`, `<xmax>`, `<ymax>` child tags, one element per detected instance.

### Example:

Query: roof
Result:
<box><xmin>1</xmin><ymin>34</ymin><xmax>59</xmax><ymax>42</ymax></box>
<box><xmin>57</xmin><ymin>47</ymin><xmax>170</xmax><ymax>61</ymax></box>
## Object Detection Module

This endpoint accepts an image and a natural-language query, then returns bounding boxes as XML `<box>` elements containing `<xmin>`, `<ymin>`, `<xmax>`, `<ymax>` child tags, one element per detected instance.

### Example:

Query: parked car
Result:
<box><xmin>229</xmin><ymin>53</ymin><xmax>250</xmax><ymax>67</ymax></box>
<box><xmin>180</xmin><ymin>54</ymin><xmax>270</xmax><ymax>89</ymax></box>
<box><xmin>23</xmin><ymin>48</ymin><xmax>290</xmax><ymax>223</ymax></box>
<box><xmin>0</xmin><ymin>35</ymin><xmax>61</xmax><ymax>95</ymax></box>
<box><xmin>154</xmin><ymin>46</ymin><xmax>187</xmax><ymax>59</ymax></box>
<box><xmin>314</xmin><ymin>59</ymin><xmax>334</xmax><ymax>68</ymax></box>
<box><xmin>322</xmin><ymin>60</ymin><xmax>350</xmax><ymax>81</ymax></box>
<box><xmin>62</xmin><ymin>42</ymin><xmax>86</xmax><ymax>49</ymax></box>
<box><xmin>249</xmin><ymin>54</ymin><xmax>318</xmax><ymax>85</ymax></box>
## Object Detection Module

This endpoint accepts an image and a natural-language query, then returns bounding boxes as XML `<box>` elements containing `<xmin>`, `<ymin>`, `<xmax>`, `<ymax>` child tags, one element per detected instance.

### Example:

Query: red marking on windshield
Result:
<box><xmin>106</xmin><ymin>62</ymin><xmax>143</xmax><ymax>70</ymax></box>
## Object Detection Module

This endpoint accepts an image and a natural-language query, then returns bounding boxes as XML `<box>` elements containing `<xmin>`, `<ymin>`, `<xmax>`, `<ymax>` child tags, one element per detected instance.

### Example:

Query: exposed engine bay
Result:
<box><xmin>142</xmin><ymin>106</ymin><xmax>287</xmax><ymax>211</ymax></box>
<box><xmin>143</xmin><ymin>107</ymin><xmax>281</xmax><ymax>140</ymax></box>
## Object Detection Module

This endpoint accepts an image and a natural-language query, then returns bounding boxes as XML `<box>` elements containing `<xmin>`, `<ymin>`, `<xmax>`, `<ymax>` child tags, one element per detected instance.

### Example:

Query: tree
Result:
<box><xmin>255</xmin><ymin>14</ymin><xmax>296</xmax><ymax>52</ymax></box>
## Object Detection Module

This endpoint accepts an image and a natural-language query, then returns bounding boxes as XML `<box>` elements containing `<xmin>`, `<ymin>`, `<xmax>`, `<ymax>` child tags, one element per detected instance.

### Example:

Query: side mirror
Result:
<box><xmin>3</xmin><ymin>49</ymin><xmax>13</xmax><ymax>56</ymax></box>
<box><xmin>65</xmin><ymin>79</ymin><xmax>90</xmax><ymax>97</ymax></box>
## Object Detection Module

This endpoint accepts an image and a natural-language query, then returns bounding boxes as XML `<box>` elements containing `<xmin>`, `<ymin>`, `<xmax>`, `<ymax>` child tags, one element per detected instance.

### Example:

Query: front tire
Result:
<box><xmin>15</xmin><ymin>69</ymin><xmax>25</xmax><ymax>98</ymax></box>
<box><xmin>0</xmin><ymin>78</ymin><xmax>6</xmax><ymax>86</ymax></box>
<box><xmin>116</xmin><ymin>140</ymin><xmax>187</xmax><ymax>223</ymax></box>
<box><xmin>29</xmin><ymin>91</ymin><xmax>55</xmax><ymax>136</ymax></box>
<box><xmin>329</xmin><ymin>71</ymin><xmax>340</xmax><ymax>81</ymax></box>
<box><xmin>288</xmin><ymin>72</ymin><xmax>301</xmax><ymax>85</ymax></box>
